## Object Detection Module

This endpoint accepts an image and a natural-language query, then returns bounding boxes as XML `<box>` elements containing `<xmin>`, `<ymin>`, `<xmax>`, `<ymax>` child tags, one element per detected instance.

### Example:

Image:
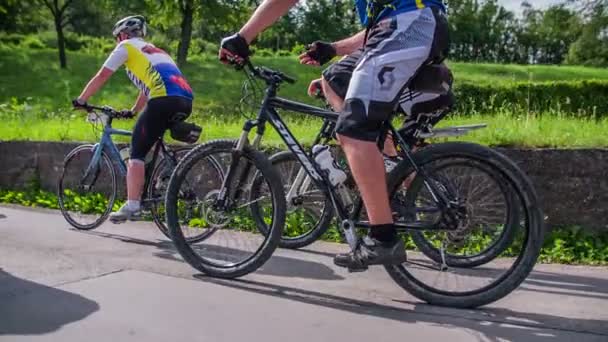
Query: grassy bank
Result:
<box><xmin>2</xmin><ymin>47</ymin><xmax>608</xmax><ymax>115</ymax></box>
<box><xmin>2</xmin><ymin>108</ymin><xmax>608</xmax><ymax>148</ymax></box>
<box><xmin>3</xmin><ymin>46</ymin><xmax>608</xmax><ymax>147</ymax></box>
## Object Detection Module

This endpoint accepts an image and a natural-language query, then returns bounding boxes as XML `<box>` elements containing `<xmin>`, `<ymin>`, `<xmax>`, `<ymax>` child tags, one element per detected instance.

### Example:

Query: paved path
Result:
<box><xmin>1</xmin><ymin>206</ymin><xmax>607</xmax><ymax>342</ymax></box>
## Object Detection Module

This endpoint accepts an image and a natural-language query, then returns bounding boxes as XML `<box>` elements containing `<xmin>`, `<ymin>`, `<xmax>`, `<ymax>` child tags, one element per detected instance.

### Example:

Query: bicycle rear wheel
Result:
<box><xmin>57</xmin><ymin>144</ymin><xmax>117</xmax><ymax>230</ymax></box>
<box><xmin>407</xmin><ymin>155</ymin><xmax>520</xmax><ymax>268</ymax></box>
<box><xmin>165</xmin><ymin>140</ymin><xmax>285</xmax><ymax>278</ymax></box>
<box><xmin>252</xmin><ymin>151</ymin><xmax>333</xmax><ymax>249</ymax></box>
<box><xmin>148</xmin><ymin>146</ymin><xmax>220</xmax><ymax>243</ymax></box>
<box><xmin>385</xmin><ymin>142</ymin><xmax>544</xmax><ymax>308</ymax></box>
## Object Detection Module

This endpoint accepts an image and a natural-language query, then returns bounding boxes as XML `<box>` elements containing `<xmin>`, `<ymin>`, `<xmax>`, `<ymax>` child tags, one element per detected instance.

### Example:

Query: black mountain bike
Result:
<box><xmin>58</xmin><ymin>103</ymin><xmax>209</xmax><ymax>243</ymax></box>
<box><xmin>267</xmin><ymin>95</ymin><xmax>522</xmax><ymax>270</ymax></box>
<box><xmin>165</xmin><ymin>62</ymin><xmax>545</xmax><ymax>308</ymax></box>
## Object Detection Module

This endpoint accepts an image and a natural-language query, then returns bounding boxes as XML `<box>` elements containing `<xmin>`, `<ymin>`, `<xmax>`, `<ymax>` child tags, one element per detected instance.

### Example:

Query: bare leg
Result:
<box><xmin>127</xmin><ymin>159</ymin><xmax>145</xmax><ymax>201</ymax></box>
<box><xmin>321</xmin><ymin>76</ymin><xmax>344</xmax><ymax>112</ymax></box>
<box><xmin>321</xmin><ymin>77</ymin><xmax>393</xmax><ymax>225</ymax></box>
<box><xmin>338</xmin><ymin>135</ymin><xmax>393</xmax><ymax>224</ymax></box>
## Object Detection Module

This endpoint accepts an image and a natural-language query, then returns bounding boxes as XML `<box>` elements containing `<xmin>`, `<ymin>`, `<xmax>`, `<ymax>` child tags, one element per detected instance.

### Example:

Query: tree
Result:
<box><xmin>177</xmin><ymin>0</ymin><xmax>195</xmax><ymax>66</ymax></box>
<box><xmin>38</xmin><ymin>0</ymin><xmax>75</xmax><ymax>68</ymax></box>
<box><xmin>566</xmin><ymin>1</ymin><xmax>608</xmax><ymax>66</ymax></box>
<box><xmin>147</xmin><ymin>0</ymin><xmax>202</xmax><ymax>66</ymax></box>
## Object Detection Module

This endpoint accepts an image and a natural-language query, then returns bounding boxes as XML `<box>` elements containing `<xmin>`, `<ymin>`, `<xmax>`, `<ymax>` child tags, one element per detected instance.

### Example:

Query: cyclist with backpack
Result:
<box><xmin>220</xmin><ymin>0</ymin><xmax>449</xmax><ymax>271</ymax></box>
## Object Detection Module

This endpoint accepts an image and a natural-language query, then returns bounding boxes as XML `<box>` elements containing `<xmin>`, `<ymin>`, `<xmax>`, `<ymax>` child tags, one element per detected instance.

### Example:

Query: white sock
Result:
<box><xmin>126</xmin><ymin>200</ymin><xmax>141</xmax><ymax>211</ymax></box>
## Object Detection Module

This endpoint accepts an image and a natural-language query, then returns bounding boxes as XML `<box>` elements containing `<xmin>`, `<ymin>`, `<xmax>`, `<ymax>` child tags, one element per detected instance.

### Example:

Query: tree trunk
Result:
<box><xmin>177</xmin><ymin>0</ymin><xmax>194</xmax><ymax>67</ymax></box>
<box><xmin>55</xmin><ymin>16</ymin><xmax>67</xmax><ymax>68</ymax></box>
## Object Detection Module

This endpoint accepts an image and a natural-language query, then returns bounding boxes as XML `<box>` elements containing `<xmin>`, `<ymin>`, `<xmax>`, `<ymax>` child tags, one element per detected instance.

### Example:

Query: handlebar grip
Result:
<box><xmin>72</xmin><ymin>99</ymin><xmax>90</xmax><ymax>110</ymax></box>
<box><xmin>282</xmin><ymin>73</ymin><xmax>296</xmax><ymax>84</ymax></box>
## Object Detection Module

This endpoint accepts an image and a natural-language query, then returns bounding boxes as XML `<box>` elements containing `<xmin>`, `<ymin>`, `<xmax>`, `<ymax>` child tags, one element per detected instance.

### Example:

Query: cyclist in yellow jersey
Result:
<box><xmin>74</xmin><ymin>15</ymin><xmax>194</xmax><ymax>222</ymax></box>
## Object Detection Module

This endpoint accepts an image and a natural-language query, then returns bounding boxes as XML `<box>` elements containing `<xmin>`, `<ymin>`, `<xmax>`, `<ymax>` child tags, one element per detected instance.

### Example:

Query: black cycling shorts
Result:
<box><xmin>130</xmin><ymin>96</ymin><xmax>192</xmax><ymax>161</ymax></box>
<box><xmin>323</xmin><ymin>7</ymin><xmax>449</xmax><ymax>142</ymax></box>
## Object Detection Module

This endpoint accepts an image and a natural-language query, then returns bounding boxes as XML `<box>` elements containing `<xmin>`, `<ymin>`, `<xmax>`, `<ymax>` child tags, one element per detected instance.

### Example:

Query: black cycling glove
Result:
<box><xmin>72</xmin><ymin>98</ymin><xmax>87</xmax><ymax>108</ymax></box>
<box><xmin>119</xmin><ymin>110</ymin><xmax>135</xmax><ymax>119</ymax></box>
<box><xmin>220</xmin><ymin>33</ymin><xmax>251</xmax><ymax>64</ymax></box>
<box><xmin>305</xmin><ymin>41</ymin><xmax>337</xmax><ymax>66</ymax></box>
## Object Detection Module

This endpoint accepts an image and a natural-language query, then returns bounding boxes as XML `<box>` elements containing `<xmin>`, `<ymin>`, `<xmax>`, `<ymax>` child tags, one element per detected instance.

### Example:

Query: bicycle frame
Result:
<box><xmin>219</xmin><ymin>74</ymin><xmax>457</xmax><ymax>249</ymax></box>
<box><xmin>81</xmin><ymin>113</ymin><xmax>171</xmax><ymax>205</ymax></box>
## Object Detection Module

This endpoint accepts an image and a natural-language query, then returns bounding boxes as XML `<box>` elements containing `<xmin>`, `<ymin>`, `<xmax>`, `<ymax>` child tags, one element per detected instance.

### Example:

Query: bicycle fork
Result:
<box><xmin>216</xmin><ymin>129</ymin><xmax>264</xmax><ymax>209</ymax></box>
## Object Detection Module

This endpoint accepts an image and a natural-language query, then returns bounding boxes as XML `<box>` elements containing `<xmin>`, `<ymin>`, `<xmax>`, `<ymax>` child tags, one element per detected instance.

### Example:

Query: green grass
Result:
<box><xmin>3</xmin><ymin>108</ymin><xmax>608</xmax><ymax>148</ymax></box>
<box><xmin>2</xmin><ymin>46</ymin><xmax>608</xmax><ymax>147</ymax></box>
<box><xmin>3</xmin><ymin>46</ymin><xmax>608</xmax><ymax>113</ymax></box>
<box><xmin>449</xmin><ymin>62</ymin><xmax>608</xmax><ymax>84</ymax></box>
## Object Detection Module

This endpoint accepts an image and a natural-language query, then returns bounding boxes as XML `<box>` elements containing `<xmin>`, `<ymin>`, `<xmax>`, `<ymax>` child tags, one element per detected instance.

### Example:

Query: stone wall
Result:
<box><xmin>496</xmin><ymin>148</ymin><xmax>608</xmax><ymax>231</ymax></box>
<box><xmin>0</xmin><ymin>141</ymin><xmax>606</xmax><ymax>231</ymax></box>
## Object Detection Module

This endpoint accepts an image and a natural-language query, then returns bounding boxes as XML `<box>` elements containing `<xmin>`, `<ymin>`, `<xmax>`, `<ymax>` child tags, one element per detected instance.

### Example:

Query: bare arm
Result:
<box><xmin>239</xmin><ymin>0</ymin><xmax>300</xmax><ymax>43</ymax></box>
<box><xmin>333</xmin><ymin>30</ymin><xmax>367</xmax><ymax>56</ymax></box>
<box><xmin>78</xmin><ymin>67</ymin><xmax>114</xmax><ymax>102</ymax></box>
<box><xmin>131</xmin><ymin>92</ymin><xmax>147</xmax><ymax>114</ymax></box>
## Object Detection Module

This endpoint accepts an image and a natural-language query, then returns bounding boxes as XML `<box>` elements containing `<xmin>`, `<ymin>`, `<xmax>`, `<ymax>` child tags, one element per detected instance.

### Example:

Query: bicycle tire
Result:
<box><xmin>384</xmin><ymin>142</ymin><xmax>544</xmax><ymax>308</ymax></box>
<box><xmin>57</xmin><ymin>144</ymin><xmax>117</xmax><ymax>230</ymax></box>
<box><xmin>165</xmin><ymin>139</ymin><xmax>285</xmax><ymax>278</ymax></box>
<box><xmin>252</xmin><ymin>151</ymin><xmax>334</xmax><ymax>249</ymax></box>
<box><xmin>148</xmin><ymin>147</ymin><xmax>196</xmax><ymax>239</ymax></box>
<box><xmin>408</xmin><ymin>156</ymin><xmax>520</xmax><ymax>268</ymax></box>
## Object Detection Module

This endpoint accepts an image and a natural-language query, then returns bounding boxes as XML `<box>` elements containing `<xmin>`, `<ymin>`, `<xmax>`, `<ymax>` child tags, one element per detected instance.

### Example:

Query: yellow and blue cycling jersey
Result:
<box><xmin>103</xmin><ymin>38</ymin><xmax>193</xmax><ymax>100</ymax></box>
<box><xmin>355</xmin><ymin>0</ymin><xmax>446</xmax><ymax>26</ymax></box>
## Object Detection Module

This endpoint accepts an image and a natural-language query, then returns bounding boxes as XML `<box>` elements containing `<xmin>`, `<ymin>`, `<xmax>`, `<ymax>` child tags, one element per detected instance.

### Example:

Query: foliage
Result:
<box><xmin>566</xmin><ymin>1</ymin><xmax>608</xmax><ymax>66</ymax></box>
<box><xmin>455</xmin><ymin>80</ymin><xmax>608</xmax><ymax>117</ymax></box>
<box><xmin>2</xmin><ymin>47</ymin><xmax>608</xmax><ymax>118</ymax></box>
<box><xmin>1</xmin><ymin>0</ymin><xmax>607</xmax><ymax>67</ymax></box>
<box><xmin>0</xmin><ymin>187</ymin><xmax>606</xmax><ymax>265</ymax></box>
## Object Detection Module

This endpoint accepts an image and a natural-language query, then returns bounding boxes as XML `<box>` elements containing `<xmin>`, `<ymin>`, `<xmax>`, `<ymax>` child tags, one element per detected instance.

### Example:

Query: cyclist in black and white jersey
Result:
<box><xmin>219</xmin><ymin>0</ymin><xmax>450</xmax><ymax>271</ymax></box>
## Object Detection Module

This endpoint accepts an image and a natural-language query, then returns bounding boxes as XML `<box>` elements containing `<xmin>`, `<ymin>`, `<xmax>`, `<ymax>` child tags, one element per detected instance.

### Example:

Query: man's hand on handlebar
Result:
<box><xmin>72</xmin><ymin>98</ymin><xmax>88</xmax><ymax>111</ymax></box>
<box><xmin>119</xmin><ymin>110</ymin><xmax>135</xmax><ymax>119</ymax></box>
<box><xmin>219</xmin><ymin>33</ymin><xmax>251</xmax><ymax>66</ymax></box>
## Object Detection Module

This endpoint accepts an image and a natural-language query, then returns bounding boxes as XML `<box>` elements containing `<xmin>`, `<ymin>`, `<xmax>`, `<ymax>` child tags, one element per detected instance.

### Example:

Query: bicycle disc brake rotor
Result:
<box><xmin>201</xmin><ymin>190</ymin><xmax>231</xmax><ymax>229</ymax></box>
<box><xmin>433</xmin><ymin>176</ymin><xmax>470</xmax><ymax>243</ymax></box>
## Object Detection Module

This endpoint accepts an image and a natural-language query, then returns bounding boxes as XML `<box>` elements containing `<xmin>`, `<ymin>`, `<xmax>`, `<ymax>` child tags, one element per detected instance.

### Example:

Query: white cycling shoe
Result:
<box><xmin>109</xmin><ymin>203</ymin><xmax>141</xmax><ymax>223</ymax></box>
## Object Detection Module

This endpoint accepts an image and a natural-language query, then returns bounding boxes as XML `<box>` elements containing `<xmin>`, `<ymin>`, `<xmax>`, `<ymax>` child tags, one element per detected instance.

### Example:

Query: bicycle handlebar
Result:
<box><xmin>72</xmin><ymin>101</ymin><xmax>134</xmax><ymax>119</ymax></box>
<box><xmin>244</xmin><ymin>60</ymin><xmax>296</xmax><ymax>85</ymax></box>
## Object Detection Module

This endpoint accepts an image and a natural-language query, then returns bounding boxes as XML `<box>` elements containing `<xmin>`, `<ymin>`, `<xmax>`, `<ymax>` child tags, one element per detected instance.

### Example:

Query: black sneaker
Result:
<box><xmin>334</xmin><ymin>236</ymin><xmax>407</xmax><ymax>272</ymax></box>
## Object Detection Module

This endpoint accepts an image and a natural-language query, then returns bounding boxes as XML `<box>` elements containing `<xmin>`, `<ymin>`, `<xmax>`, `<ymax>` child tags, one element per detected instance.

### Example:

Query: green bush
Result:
<box><xmin>7</xmin><ymin>32</ymin><xmax>116</xmax><ymax>53</ymax></box>
<box><xmin>21</xmin><ymin>36</ymin><xmax>46</xmax><ymax>50</ymax></box>
<box><xmin>0</xmin><ymin>32</ymin><xmax>26</xmax><ymax>46</ymax></box>
<box><xmin>38</xmin><ymin>31</ymin><xmax>59</xmax><ymax>49</ymax></box>
<box><xmin>455</xmin><ymin>80</ymin><xmax>608</xmax><ymax>117</ymax></box>
<box><xmin>190</xmin><ymin>38</ymin><xmax>218</xmax><ymax>56</ymax></box>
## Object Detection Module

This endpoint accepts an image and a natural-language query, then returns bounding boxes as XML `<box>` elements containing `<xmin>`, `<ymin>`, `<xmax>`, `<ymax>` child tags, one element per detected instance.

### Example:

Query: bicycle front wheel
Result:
<box><xmin>57</xmin><ymin>144</ymin><xmax>117</xmax><ymax>230</ymax></box>
<box><xmin>165</xmin><ymin>140</ymin><xmax>285</xmax><ymax>278</ymax></box>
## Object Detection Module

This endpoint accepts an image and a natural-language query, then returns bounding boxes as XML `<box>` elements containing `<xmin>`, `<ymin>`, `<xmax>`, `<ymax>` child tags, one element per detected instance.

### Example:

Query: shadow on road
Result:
<box><xmin>79</xmin><ymin>230</ymin><xmax>344</xmax><ymax>281</ymax></box>
<box><xmin>521</xmin><ymin>270</ymin><xmax>608</xmax><ymax>300</ymax></box>
<box><xmin>197</xmin><ymin>276</ymin><xmax>608</xmax><ymax>341</ymax></box>
<box><xmin>0</xmin><ymin>269</ymin><xmax>99</xmax><ymax>336</ymax></box>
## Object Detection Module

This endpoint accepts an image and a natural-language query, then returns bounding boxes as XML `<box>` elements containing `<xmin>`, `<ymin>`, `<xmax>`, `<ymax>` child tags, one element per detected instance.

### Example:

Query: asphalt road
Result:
<box><xmin>1</xmin><ymin>206</ymin><xmax>607</xmax><ymax>342</ymax></box>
